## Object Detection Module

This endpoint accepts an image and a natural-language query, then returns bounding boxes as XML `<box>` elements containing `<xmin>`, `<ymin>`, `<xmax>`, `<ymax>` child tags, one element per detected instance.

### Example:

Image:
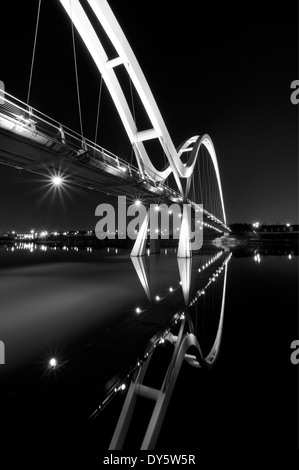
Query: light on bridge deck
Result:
<box><xmin>51</xmin><ymin>175</ymin><xmax>64</xmax><ymax>186</ymax></box>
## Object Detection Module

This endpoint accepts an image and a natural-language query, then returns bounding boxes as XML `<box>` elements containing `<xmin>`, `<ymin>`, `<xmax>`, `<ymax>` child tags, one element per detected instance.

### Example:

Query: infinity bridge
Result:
<box><xmin>0</xmin><ymin>0</ymin><xmax>230</xmax><ymax>257</ymax></box>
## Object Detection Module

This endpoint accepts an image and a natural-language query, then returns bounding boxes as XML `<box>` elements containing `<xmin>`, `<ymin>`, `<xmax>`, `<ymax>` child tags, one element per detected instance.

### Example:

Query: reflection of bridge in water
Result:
<box><xmin>0</xmin><ymin>241</ymin><xmax>231</xmax><ymax>452</ymax></box>
<box><xmin>90</xmin><ymin>248</ymin><xmax>232</xmax><ymax>450</ymax></box>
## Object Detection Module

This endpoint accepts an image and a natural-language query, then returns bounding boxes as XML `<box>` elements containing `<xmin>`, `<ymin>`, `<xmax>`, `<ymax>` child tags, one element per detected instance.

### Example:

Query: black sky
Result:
<box><xmin>0</xmin><ymin>0</ymin><xmax>298</xmax><ymax>231</ymax></box>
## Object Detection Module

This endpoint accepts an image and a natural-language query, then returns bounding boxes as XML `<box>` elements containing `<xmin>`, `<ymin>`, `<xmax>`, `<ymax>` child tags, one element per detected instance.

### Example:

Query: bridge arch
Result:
<box><xmin>59</xmin><ymin>0</ymin><xmax>227</xmax><ymax>226</ymax></box>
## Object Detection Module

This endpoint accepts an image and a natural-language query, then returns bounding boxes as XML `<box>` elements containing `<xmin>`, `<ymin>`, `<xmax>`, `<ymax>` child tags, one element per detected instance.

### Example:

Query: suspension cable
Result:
<box><xmin>94</xmin><ymin>75</ymin><xmax>103</xmax><ymax>150</ymax></box>
<box><xmin>129</xmin><ymin>75</ymin><xmax>136</xmax><ymax>165</ymax></box>
<box><xmin>26</xmin><ymin>0</ymin><xmax>42</xmax><ymax>106</ymax></box>
<box><xmin>70</xmin><ymin>1</ymin><xmax>84</xmax><ymax>139</ymax></box>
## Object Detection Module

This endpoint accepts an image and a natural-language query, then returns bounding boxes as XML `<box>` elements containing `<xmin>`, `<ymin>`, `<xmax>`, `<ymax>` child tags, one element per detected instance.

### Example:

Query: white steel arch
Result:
<box><xmin>59</xmin><ymin>0</ymin><xmax>227</xmax><ymax>225</ymax></box>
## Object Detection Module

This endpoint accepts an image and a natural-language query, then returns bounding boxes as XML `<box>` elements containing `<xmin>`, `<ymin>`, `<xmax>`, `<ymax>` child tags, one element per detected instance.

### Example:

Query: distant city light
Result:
<box><xmin>135</xmin><ymin>307</ymin><xmax>141</xmax><ymax>314</ymax></box>
<box><xmin>253</xmin><ymin>222</ymin><xmax>260</xmax><ymax>228</ymax></box>
<box><xmin>135</xmin><ymin>199</ymin><xmax>141</xmax><ymax>206</ymax></box>
<box><xmin>288</xmin><ymin>254</ymin><xmax>292</xmax><ymax>260</ymax></box>
<box><xmin>286</xmin><ymin>223</ymin><xmax>291</xmax><ymax>227</ymax></box>
<box><xmin>155</xmin><ymin>295</ymin><xmax>160</xmax><ymax>301</ymax></box>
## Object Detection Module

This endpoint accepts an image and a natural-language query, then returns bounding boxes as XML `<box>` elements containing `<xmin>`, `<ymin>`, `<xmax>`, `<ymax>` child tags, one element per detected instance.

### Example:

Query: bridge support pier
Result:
<box><xmin>131</xmin><ymin>204</ymin><xmax>192</xmax><ymax>258</ymax></box>
<box><xmin>131</xmin><ymin>207</ymin><xmax>163</xmax><ymax>257</ymax></box>
<box><xmin>177</xmin><ymin>204</ymin><xmax>192</xmax><ymax>258</ymax></box>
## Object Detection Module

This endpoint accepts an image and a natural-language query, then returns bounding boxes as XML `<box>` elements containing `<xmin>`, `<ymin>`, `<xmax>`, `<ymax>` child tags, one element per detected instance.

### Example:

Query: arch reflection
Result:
<box><xmin>110</xmin><ymin>250</ymin><xmax>231</xmax><ymax>449</ymax></box>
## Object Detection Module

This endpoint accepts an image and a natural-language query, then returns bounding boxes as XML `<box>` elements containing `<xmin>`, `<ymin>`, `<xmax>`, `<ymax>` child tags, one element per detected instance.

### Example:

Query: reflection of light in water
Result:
<box><xmin>130</xmin><ymin>247</ymin><xmax>226</xmax><ymax>321</ymax></box>
<box><xmin>254</xmin><ymin>253</ymin><xmax>261</xmax><ymax>264</ymax></box>
<box><xmin>114</xmin><ymin>383</ymin><xmax>126</xmax><ymax>392</ymax></box>
<box><xmin>177</xmin><ymin>257</ymin><xmax>192</xmax><ymax>306</ymax></box>
<box><xmin>49</xmin><ymin>358</ymin><xmax>58</xmax><ymax>369</ymax></box>
<box><xmin>13</xmin><ymin>242</ymin><xmax>37</xmax><ymax>252</ymax></box>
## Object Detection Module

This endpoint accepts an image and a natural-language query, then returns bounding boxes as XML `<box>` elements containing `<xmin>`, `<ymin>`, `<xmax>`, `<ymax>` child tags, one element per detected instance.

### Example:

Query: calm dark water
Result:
<box><xmin>0</xmin><ymin>243</ymin><xmax>297</xmax><ymax>463</ymax></box>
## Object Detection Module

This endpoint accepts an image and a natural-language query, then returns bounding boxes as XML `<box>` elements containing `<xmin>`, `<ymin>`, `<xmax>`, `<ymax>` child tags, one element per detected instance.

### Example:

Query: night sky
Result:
<box><xmin>0</xmin><ymin>0</ymin><xmax>297</xmax><ymax>231</ymax></box>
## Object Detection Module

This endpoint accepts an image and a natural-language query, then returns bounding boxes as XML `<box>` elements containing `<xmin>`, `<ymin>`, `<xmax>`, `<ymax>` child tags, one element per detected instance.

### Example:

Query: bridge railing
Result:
<box><xmin>0</xmin><ymin>91</ymin><xmax>181</xmax><ymax>193</ymax></box>
<box><xmin>0</xmin><ymin>91</ymin><xmax>142</xmax><ymax>176</ymax></box>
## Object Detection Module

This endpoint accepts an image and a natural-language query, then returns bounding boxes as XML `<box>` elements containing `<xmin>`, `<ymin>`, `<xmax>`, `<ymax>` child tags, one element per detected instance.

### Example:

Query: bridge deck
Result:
<box><xmin>0</xmin><ymin>92</ymin><xmax>228</xmax><ymax>232</ymax></box>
